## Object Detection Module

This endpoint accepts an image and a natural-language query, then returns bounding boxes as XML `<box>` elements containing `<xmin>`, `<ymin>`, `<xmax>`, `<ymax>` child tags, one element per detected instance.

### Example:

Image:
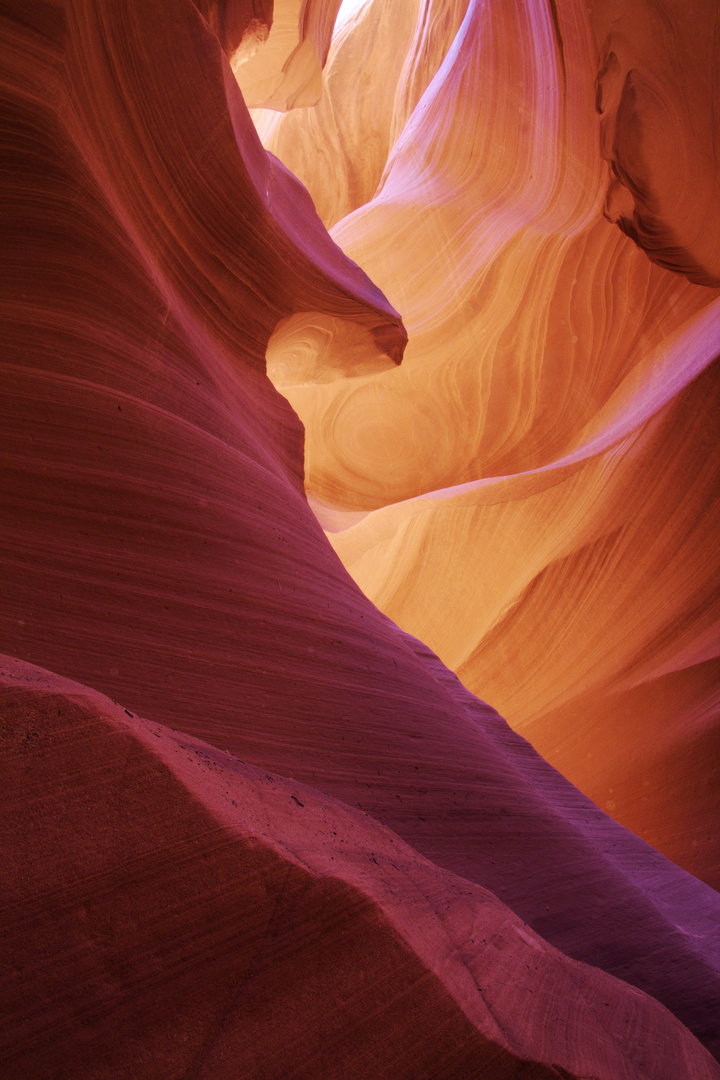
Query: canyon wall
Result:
<box><xmin>2</xmin><ymin>0</ymin><xmax>719</xmax><ymax>1075</ymax></box>
<box><xmin>263</xmin><ymin>0</ymin><xmax>720</xmax><ymax>892</ymax></box>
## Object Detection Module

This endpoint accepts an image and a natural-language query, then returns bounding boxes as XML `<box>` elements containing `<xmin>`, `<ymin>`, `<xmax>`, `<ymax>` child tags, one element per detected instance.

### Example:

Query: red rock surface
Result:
<box><xmin>1</xmin><ymin>0</ymin><xmax>720</xmax><ymax>1074</ymax></box>
<box><xmin>3</xmin><ymin>656</ymin><xmax>719</xmax><ymax>1080</ymax></box>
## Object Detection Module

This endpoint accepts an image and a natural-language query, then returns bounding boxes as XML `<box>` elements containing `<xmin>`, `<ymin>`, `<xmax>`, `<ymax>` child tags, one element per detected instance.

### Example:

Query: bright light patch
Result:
<box><xmin>335</xmin><ymin>0</ymin><xmax>370</xmax><ymax>33</ymax></box>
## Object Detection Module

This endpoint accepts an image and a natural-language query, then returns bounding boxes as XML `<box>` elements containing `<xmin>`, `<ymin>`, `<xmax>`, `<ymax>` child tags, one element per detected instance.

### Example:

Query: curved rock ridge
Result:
<box><xmin>2</xmin><ymin>0</ymin><xmax>720</xmax><ymax>1069</ymax></box>
<box><xmin>254</xmin><ymin>0</ymin><xmax>473</xmax><ymax>228</ymax></box>
<box><xmin>231</xmin><ymin>0</ymin><xmax>344</xmax><ymax>109</ymax></box>
<box><xmin>3</xmin><ymin>655</ymin><xmax>719</xmax><ymax>1080</ymax></box>
<box><xmin>259</xmin><ymin>0</ymin><xmax>720</xmax><ymax>892</ymax></box>
<box><xmin>591</xmin><ymin>0</ymin><xmax>720</xmax><ymax>287</ymax></box>
<box><xmin>252</xmin><ymin>0</ymin><xmax>425</xmax><ymax>227</ymax></box>
<box><xmin>192</xmin><ymin>0</ymin><xmax>274</xmax><ymax>60</ymax></box>
<box><xmin>267</xmin><ymin>311</ymin><xmax>401</xmax><ymax>386</ymax></box>
<box><xmin>327</xmin><ymin>299</ymin><xmax>720</xmax><ymax>889</ymax></box>
<box><xmin>59</xmin><ymin>0</ymin><xmax>406</xmax><ymax>367</ymax></box>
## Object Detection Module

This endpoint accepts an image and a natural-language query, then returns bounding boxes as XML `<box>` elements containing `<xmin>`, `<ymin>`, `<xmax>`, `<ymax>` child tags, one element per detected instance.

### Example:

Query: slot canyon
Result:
<box><xmin>1</xmin><ymin>0</ymin><xmax>719</xmax><ymax>1076</ymax></box>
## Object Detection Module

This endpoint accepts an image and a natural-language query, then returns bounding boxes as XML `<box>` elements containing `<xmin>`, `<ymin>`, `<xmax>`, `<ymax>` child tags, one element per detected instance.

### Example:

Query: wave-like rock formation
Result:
<box><xmin>4</xmin><ymin>656</ymin><xmax>720</xmax><ymax>1080</ymax></box>
<box><xmin>261</xmin><ymin>0</ymin><xmax>720</xmax><ymax>894</ymax></box>
<box><xmin>2</xmin><ymin>0</ymin><xmax>719</xmax><ymax>1073</ymax></box>
<box><xmin>231</xmin><ymin>0</ymin><xmax>344</xmax><ymax>110</ymax></box>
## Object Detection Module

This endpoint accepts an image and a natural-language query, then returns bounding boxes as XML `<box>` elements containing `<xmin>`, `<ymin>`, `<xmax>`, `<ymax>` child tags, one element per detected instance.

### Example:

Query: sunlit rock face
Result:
<box><xmin>2</xmin><ymin>0</ymin><xmax>720</xmax><ymax>1074</ymax></box>
<box><xmin>231</xmin><ymin>0</ymin><xmax>344</xmax><ymax>109</ymax></box>
<box><xmin>262</xmin><ymin>0</ymin><xmax>720</xmax><ymax>895</ymax></box>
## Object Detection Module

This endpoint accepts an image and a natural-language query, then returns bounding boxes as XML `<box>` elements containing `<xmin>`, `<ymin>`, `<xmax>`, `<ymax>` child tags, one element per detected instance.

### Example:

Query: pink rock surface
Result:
<box><xmin>3</xmin><ymin>656</ymin><xmax>719</xmax><ymax>1080</ymax></box>
<box><xmin>1</xmin><ymin>0</ymin><xmax>719</xmax><ymax>1072</ymax></box>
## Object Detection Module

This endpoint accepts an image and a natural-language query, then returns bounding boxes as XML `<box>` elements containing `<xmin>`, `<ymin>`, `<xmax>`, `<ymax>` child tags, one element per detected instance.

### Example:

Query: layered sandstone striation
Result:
<box><xmin>260</xmin><ymin>0</ymin><xmax>720</xmax><ymax>892</ymax></box>
<box><xmin>3</xmin><ymin>656</ymin><xmax>719</xmax><ymax>1080</ymax></box>
<box><xmin>2</xmin><ymin>0</ymin><xmax>720</xmax><ymax>1074</ymax></box>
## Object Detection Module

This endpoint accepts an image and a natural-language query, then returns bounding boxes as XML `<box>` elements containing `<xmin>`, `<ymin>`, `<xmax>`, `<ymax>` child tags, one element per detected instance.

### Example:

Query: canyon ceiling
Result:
<box><xmin>1</xmin><ymin>0</ymin><xmax>719</xmax><ymax>1077</ymax></box>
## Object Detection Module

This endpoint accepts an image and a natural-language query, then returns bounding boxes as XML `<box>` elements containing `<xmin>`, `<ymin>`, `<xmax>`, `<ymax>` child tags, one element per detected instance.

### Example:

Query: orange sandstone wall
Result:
<box><xmin>2</xmin><ymin>0</ymin><xmax>720</xmax><ymax>1073</ymax></box>
<box><xmin>259</xmin><ymin>0</ymin><xmax>720</xmax><ymax>892</ymax></box>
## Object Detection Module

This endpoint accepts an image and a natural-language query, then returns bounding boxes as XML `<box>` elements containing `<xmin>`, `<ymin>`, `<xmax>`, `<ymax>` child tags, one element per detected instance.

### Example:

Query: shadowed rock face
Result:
<box><xmin>193</xmin><ymin>0</ymin><xmax>274</xmax><ymax>57</ymax></box>
<box><xmin>591</xmin><ymin>0</ymin><xmax>720</xmax><ymax>287</ymax></box>
<box><xmin>1</xmin><ymin>0</ymin><xmax>720</xmax><ymax>1075</ymax></box>
<box><xmin>4</xmin><ymin>657</ymin><xmax>720</xmax><ymax>1080</ymax></box>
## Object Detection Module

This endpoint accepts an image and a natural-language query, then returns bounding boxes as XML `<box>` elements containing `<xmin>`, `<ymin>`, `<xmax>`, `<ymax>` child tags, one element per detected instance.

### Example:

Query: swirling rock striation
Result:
<box><xmin>261</xmin><ymin>0</ymin><xmax>720</xmax><ymax>897</ymax></box>
<box><xmin>2</xmin><ymin>0</ymin><xmax>720</xmax><ymax>1071</ymax></box>
<box><xmin>3</xmin><ymin>656</ymin><xmax>719</xmax><ymax>1080</ymax></box>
